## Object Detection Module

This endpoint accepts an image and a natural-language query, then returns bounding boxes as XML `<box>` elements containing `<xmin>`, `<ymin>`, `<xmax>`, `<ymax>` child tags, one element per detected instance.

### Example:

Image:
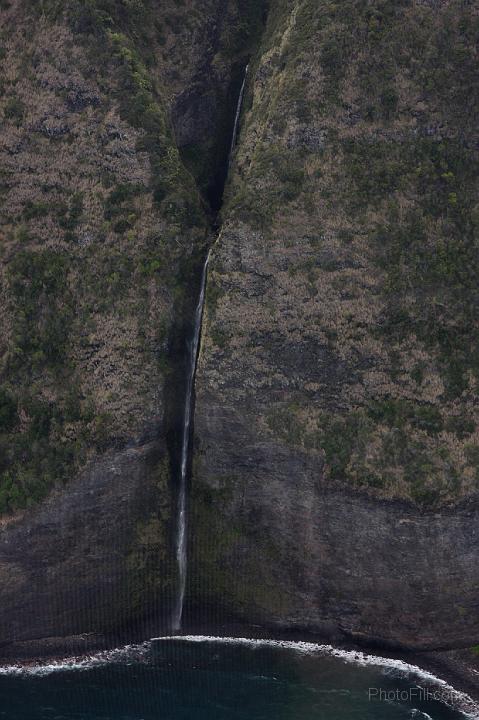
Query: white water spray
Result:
<box><xmin>172</xmin><ymin>63</ymin><xmax>250</xmax><ymax>632</ymax></box>
<box><xmin>2</xmin><ymin>636</ymin><xmax>478</xmax><ymax>718</ymax></box>
<box><xmin>228</xmin><ymin>64</ymin><xmax>249</xmax><ymax>170</ymax></box>
<box><xmin>172</xmin><ymin>251</ymin><xmax>210</xmax><ymax>632</ymax></box>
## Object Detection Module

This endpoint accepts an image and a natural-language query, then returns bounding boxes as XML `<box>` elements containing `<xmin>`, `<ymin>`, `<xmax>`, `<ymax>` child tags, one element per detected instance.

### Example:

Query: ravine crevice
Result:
<box><xmin>163</xmin><ymin>0</ymin><xmax>270</xmax><ymax>631</ymax></box>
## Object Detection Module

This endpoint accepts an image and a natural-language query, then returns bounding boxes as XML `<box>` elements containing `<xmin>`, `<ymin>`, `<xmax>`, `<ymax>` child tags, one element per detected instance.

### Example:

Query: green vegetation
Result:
<box><xmin>23</xmin><ymin>200</ymin><xmax>50</xmax><ymax>220</ymax></box>
<box><xmin>103</xmin><ymin>183</ymin><xmax>141</xmax><ymax>234</ymax></box>
<box><xmin>8</xmin><ymin>249</ymin><xmax>72</xmax><ymax>370</ymax></box>
<box><xmin>311</xmin><ymin>0</ymin><xmax>478</xmax><ymax>125</ymax></box>
<box><xmin>0</xmin><ymin>248</ymin><xmax>122</xmax><ymax>514</ymax></box>
<box><xmin>446</xmin><ymin>415</ymin><xmax>475</xmax><ymax>440</ymax></box>
<box><xmin>57</xmin><ymin>191</ymin><xmax>84</xmax><ymax>240</ymax></box>
<box><xmin>266</xmin><ymin>399</ymin><xmax>470</xmax><ymax>507</ymax></box>
<box><xmin>1</xmin><ymin>0</ymin><xmax>475</xmax><ymax>520</ymax></box>
<box><xmin>228</xmin><ymin>144</ymin><xmax>306</xmax><ymax>227</ymax></box>
<box><xmin>225</xmin><ymin>0</ymin><xmax>268</xmax><ymax>60</ymax></box>
<box><xmin>0</xmin><ymin>224</ymin><xmax>129</xmax><ymax>512</ymax></box>
<box><xmin>0</xmin><ymin>387</ymin><xmax>17</xmax><ymax>432</ymax></box>
<box><xmin>38</xmin><ymin>0</ymin><xmax>151</xmax><ymax>31</ymax></box>
<box><xmin>107</xmin><ymin>30</ymin><xmax>203</xmax><ymax>226</ymax></box>
<box><xmin>343</xmin><ymin>137</ymin><xmax>479</xmax><ymax>399</ymax></box>
<box><xmin>211</xmin><ymin>0</ymin><xmax>477</xmax><ymax>508</ymax></box>
<box><xmin>34</xmin><ymin>0</ymin><xmax>205</xmax><ymax>228</ymax></box>
<box><xmin>0</xmin><ymin>389</ymin><xmax>105</xmax><ymax>514</ymax></box>
<box><xmin>210</xmin><ymin>326</ymin><xmax>229</xmax><ymax>350</ymax></box>
<box><xmin>4</xmin><ymin>96</ymin><xmax>25</xmax><ymax>123</ymax></box>
<box><xmin>367</xmin><ymin>400</ymin><xmax>443</xmax><ymax>437</ymax></box>
<box><xmin>206</xmin><ymin>277</ymin><xmax>225</xmax><ymax>316</ymax></box>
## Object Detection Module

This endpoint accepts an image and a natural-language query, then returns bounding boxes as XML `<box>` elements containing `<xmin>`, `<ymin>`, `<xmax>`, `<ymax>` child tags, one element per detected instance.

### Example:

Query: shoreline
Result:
<box><xmin>1</xmin><ymin>626</ymin><xmax>479</xmax><ymax>717</ymax></box>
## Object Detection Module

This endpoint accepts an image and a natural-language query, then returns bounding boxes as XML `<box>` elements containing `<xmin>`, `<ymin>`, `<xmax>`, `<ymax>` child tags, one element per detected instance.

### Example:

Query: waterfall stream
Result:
<box><xmin>172</xmin><ymin>63</ymin><xmax>249</xmax><ymax>632</ymax></box>
<box><xmin>228</xmin><ymin>64</ymin><xmax>249</xmax><ymax>170</ymax></box>
<box><xmin>172</xmin><ymin>251</ymin><xmax>210</xmax><ymax>632</ymax></box>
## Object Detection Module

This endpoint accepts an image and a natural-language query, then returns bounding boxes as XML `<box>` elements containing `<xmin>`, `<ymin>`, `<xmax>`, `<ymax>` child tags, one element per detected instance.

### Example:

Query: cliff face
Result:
<box><xmin>192</xmin><ymin>0</ymin><xmax>479</xmax><ymax>649</ymax></box>
<box><xmin>0</xmin><ymin>0</ymin><xmax>263</xmax><ymax>648</ymax></box>
<box><xmin>0</xmin><ymin>0</ymin><xmax>477</xmax><ymax>654</ymax></box>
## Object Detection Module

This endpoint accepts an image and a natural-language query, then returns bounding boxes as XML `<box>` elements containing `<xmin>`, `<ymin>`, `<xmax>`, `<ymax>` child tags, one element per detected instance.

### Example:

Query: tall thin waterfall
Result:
<box><xmin>228</xmin><ymin>64</ymin><xmax>249</xmax><ymax>170</ymax></box>
<box><xmin>172</xmin><ymin>63</ymin><xmax>249</xmax><ymax>632</ymax></box>
<box><xmin>172</xmin><ymin>251</ymin><xmax>210</xmax><ymax>632</ymax></box>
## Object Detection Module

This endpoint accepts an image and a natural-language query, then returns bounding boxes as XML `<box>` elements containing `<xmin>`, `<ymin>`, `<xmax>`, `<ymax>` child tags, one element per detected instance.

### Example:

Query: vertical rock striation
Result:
<box><xmin>0</xmin><ymin>0</ymin><xmax>477</xmax><ymax>655</ymax></box>
<box><xmin>192</xmin><ymin>0</ymin><xmax>479</xmax><ymax>649</ymax></box>
<box><xmin>0</xmin><ymin>0</ymin><xmax>267</xmax><ymax>652</ymax></box>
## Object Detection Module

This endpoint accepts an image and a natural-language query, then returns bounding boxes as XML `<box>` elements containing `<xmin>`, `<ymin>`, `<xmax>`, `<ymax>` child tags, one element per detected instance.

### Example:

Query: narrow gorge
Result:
<box><xmin>0</xmin><ymin>0</ymin><xmax>478</xmax><ymax>683</ymax></box>
<box><xmin>172</xmin><ymin>61</ymin><xmax>249</xmax><ymax>632</ymax></box>
<box><xmin>172</xmin><ymin>248</ymin><xmax>209</xmax><ymax>632</ymax></box>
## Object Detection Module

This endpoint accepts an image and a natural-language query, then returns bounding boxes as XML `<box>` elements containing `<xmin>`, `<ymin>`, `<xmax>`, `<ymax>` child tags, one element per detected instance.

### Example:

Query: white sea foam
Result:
<box><xmin>0</xmin><ymin>634</ymin><xmax>477</xmax><ymax>718</ymax></box>
<box><xmin>152</xmin><ymin>635</ymin><xmax>479</xmax><ymax>718</ymax></box>
<box><xmin>0</xmin><ymin>642</ymin><xmax>150</xmax><ymax>677</ymax></box>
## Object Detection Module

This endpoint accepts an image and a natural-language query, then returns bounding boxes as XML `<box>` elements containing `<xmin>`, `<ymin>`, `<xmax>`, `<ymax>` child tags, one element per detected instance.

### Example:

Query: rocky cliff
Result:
<box><xmin>0</xmin><ymin>0</ymin><xmax>263</xmax><ymax>649</ymax></box>
<box><xmin>0</xmin><ymin>0</ymin><xmax>477</xmax><ymax>655</ymax></box>
<box><xmin>191</xmin><ymin>0</ymin><xmax>479</xmax><ymax>649</ymax></box>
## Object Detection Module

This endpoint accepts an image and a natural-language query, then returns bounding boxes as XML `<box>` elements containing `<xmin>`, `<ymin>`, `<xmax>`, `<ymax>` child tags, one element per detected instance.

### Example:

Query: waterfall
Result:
<box><xmin>171</xmin><ymin>63</ymin><xmax>249</xmax><ymax>632</ymax></box>
<box><xmin>227</xmin><ymin>64</ymin><xmax>249</xmax><ymax>170</ymax></box>
<box><xmin>172</xmin><ymin>251</ymin><xmax>210</xmax><ymax>632</ymax></box>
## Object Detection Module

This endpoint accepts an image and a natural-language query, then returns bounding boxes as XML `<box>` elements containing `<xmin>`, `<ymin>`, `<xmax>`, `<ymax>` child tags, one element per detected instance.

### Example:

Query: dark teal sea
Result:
<box><xmin>0</xmin><ymin>638</ymin><xmax>472</xmax><ymax>720</ymax></box>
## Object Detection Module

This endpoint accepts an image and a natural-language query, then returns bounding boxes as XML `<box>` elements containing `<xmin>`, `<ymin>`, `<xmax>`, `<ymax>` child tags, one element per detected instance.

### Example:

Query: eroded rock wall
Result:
<box><xmin>192</xmin><ymin>0</ymin><xmax>479</xmax><ymax>648</ymax></box>
<box><xmin>0</xmin><ymin>0</ymin><xmax>264</xmax><ymax>649</ymax></box>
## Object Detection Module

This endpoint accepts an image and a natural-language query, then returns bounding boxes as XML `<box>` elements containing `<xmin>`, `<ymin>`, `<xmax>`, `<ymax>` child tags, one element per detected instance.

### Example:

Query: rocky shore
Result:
<box><xmin>1</xmin><ymin>626</ymin><xmax>479</xmax><ymax>717</ymax></box>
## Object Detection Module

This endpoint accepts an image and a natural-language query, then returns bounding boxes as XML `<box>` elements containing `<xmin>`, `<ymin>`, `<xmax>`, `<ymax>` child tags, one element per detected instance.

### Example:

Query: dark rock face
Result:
<box><xmin>191</xmin><ymin>0</ymin><xmax>479</xmax><ymax>650</ymax></box>
<box><xmin>191</xmin><ymin>396</ymin><xmax>479</xmax><ymax>650</ymax></box>
<box><xmin>191</xmin><ymin>412</ymin><xmax>479</xmax><ymax>648</ymax></box>
<box><xmin>0</xmin><ymin>441</ymin><xmax>174</xmax><ymax>650</ymax></box>
<box><xmin>170</xmin><ymin>2</ymin><xmax>257</xmax><ymax>213</ymax></box>
<box><xmin>0</xmin><ymin>0</ymin><xmax>477</xmax><ymax>658</ymax></box>
<box><xmin>0</xmin><ymin>0</ymin><xmax>262</xmax><ymax>653</ymax></box>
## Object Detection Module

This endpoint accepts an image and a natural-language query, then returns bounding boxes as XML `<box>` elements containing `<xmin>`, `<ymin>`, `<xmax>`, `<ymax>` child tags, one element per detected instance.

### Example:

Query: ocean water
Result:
<box><xmin>0</xmin><ymin>637</ymin><xmax>474</xmax><ymax>720</ymax></box>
